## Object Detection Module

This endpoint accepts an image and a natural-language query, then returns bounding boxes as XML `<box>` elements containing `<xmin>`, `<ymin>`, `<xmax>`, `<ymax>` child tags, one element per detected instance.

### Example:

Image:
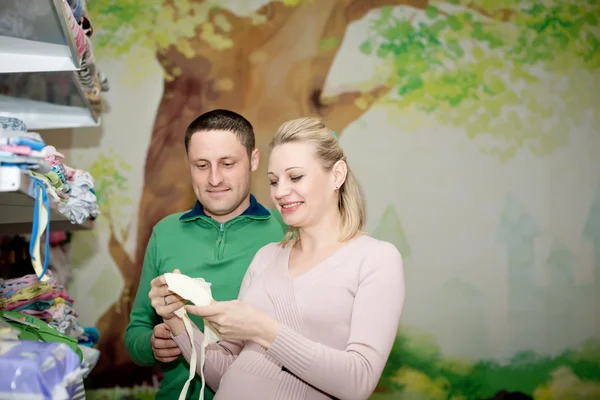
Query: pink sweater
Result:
<box><xmin>172</xmin><ymin>235</ymin><xmax>405</xmax><ymax>400</ymax></box>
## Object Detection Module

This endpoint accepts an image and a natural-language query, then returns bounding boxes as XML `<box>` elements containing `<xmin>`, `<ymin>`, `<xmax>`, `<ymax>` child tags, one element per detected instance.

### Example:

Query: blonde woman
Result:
<box><xmin>149</xmin><ymin>117</ymin><xmax>406</xmax><ymax>400</ymax></box>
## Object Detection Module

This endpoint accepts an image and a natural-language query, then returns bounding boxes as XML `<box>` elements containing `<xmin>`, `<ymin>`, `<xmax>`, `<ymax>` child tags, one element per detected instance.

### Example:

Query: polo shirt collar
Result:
<box><xmin>179</xmin><ymin>194</ymin><xmax>270</xmax><ymax>222</ymax></box>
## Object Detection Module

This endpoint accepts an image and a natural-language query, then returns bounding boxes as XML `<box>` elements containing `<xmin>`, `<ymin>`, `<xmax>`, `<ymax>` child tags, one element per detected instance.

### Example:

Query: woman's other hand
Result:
<box><xmin>185</xmin><ymin>300</ymin><xmax>281</xmax><ymax>349</ymax></box>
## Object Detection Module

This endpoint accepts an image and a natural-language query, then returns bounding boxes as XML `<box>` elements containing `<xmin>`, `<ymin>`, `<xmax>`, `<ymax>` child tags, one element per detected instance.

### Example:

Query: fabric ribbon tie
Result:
<box><xmin>29</xmin><ymin>175</ymin><xmax>50</xmax><ymax>281</ymax></box>
<box><xmin>164</xmin><ymin>273</ymin><xmax>221</xmax><ymax>400</ymax></box>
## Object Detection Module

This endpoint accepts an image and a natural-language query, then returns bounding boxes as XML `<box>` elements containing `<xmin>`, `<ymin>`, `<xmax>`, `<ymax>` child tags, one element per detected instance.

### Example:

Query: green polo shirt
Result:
<box><xmin>124</xmin><ymin>195</ymin><xmax>286</xmax><ymax>400</ymax></box>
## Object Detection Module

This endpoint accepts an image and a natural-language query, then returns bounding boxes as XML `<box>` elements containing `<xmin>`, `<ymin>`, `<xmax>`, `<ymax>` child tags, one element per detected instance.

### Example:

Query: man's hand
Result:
<box><xmin>149</xmin><ymin>270</ymin><xmax>186</xmax><ymax>321</ymax></box>
<box><xmin>151</xmin><ymin>323</ymin><xmax>182</xmax><ymax>363</ymax></box>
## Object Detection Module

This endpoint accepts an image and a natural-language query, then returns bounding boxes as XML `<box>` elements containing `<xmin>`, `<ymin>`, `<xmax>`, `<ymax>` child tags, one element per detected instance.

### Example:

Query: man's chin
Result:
<box><xmin>200</xmin><ymin>190</ymin><xmax>231</xmax><ymax>204</ymax></box>
<box><xmin>198</xmin><ymin>190</ymin><xmax>251</xmax><ymax>218</ymax></box>
<box><xmin>202</xmin><ymin>199</ymin><xmax>236</xmax><ymax>215</ymax></box>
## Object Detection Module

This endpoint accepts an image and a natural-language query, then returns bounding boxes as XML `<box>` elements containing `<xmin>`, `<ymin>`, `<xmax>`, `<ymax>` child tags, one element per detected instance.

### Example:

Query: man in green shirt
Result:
<box><xmin>124</xmin><ymin>109</ymin><xmax>286</xmax><ymax>400</ymax></box>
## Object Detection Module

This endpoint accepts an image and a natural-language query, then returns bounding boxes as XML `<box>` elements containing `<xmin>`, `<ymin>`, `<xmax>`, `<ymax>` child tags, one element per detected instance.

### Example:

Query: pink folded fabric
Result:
<box><xmin>62</xmin><ymin>0</ymin><xmax>86</xmax><ymax>55</ymax></box>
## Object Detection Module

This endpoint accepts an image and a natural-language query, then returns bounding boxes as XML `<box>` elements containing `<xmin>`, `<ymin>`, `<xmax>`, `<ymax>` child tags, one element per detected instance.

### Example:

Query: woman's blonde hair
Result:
<box><xmin>269</xmin><ymin>117</ymin><xmax>366</xmax><ymax>246</ymax></box>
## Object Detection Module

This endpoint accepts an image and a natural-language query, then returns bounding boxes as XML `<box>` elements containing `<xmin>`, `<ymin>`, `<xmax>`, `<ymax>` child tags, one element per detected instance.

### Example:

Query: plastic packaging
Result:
<box><xmin>0</xmin><ymin>318</ymin><xmax>20</xmax><ymax>340</ymax></box>
<box><xmin>0</xmin><ymin>339</ymin><xmax>84</xmax><ymax>400</ymax></box>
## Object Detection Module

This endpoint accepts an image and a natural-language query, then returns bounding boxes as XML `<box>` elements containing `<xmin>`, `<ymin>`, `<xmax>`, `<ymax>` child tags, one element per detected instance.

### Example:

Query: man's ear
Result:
<box><xmin>250</xmin><ymin>148</ymin><xmax>259</xmax><ymax>172</ymax></box>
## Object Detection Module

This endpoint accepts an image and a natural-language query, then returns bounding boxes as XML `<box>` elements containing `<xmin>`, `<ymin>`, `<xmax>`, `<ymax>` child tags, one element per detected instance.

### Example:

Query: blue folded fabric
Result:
<box><xmin>66</xmin><ymin>0</ymin><xmax>83</xmax><ymax>21</ymax></box>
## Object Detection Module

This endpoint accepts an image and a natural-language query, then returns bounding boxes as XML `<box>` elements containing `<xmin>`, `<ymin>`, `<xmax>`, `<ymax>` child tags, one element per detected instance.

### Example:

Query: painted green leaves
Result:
<box><xmin>87</xmin><ymin>0</ymin><xmax>161</xmax><ymax>56</ymax></box>
<box><xmin>359</xmin><ymin>4</ymin><xmax>509</xmax><ymax>109</ymax></box>
<box><xmin>87</xmin><ymin>151</ymin><xmax>132</xmax><ymax>216</ymax></box>
<box><xmin>506</xmin><ymin>3</ymin><xmax>598</xmax><ymax>72</ymax></box>
<box><xmin>360</xmin><ymin>1</ymin><xmax>600</xmax><ymax>161</ymax></box>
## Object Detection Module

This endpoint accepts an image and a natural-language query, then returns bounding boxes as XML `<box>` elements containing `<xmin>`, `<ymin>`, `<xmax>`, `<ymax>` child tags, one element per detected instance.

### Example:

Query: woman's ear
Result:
<box><xmin>332</xmin><ymin>160</ymin><xmax>348</xmax><ymax>190</ymax></box>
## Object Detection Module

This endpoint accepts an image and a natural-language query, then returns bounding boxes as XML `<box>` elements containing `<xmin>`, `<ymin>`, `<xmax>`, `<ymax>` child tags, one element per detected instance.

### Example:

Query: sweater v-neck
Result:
<box><xmin>280</xmin><ymin>235</ymin><xmax>369</xmax><ymax>288</ymax></box>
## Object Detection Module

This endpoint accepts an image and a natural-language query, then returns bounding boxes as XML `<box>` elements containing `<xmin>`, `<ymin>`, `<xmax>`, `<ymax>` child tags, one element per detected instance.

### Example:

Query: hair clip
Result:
<box><xmin>331</xmin><ymin>131</ymin><xmax>337</xmax><ymax>138</ymax></box>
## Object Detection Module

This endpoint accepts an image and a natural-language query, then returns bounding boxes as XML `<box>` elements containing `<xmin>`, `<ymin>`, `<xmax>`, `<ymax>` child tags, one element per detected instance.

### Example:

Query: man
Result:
<box><xmin>124</xmin><ymin>109</ymin><xmax>287</xmax><ymax>400</ymax></box>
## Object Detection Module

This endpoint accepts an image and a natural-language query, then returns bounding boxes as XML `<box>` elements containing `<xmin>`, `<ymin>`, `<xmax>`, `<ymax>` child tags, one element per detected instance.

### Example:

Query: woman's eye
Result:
<box><xmin>269</xmin><ymin>181</ymin><xmax>278</xmax><ymax>186</ymax></box>
<box><xmin>291</xmin><ymin>175</ymin><xmax>303</xmax><ymax>182</ymax></box>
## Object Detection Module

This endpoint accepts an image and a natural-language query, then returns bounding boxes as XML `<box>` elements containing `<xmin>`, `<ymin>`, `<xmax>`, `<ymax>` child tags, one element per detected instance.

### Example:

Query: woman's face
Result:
<box><xmin>268</xmin><ymin>142</ymin><xmax>337</xmax><ymax>228</ymax></box>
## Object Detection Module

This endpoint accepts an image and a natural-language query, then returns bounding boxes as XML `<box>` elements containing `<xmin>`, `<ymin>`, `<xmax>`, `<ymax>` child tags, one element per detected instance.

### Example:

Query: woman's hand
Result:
<box><xmin>186</xmin><ymin>300</ymin><xmax>281</xmax><ymax>349</ymax></box>
<box><xmin>149</xmin><ymin>269</ymin><xmax>187</xmax><ymax>322</ymax></box>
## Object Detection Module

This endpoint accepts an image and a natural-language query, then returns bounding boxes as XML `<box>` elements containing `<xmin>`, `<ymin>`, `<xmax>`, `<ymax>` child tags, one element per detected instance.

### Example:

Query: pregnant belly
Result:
<box><xmin>215</xmin><ymin>367</ymin><xmax>279</xmax><ymax>400</ymax></box>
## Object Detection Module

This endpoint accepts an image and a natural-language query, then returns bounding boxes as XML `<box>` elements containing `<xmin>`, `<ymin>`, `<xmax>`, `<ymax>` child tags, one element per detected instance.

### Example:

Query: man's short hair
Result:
<box><xmin>184</xmin><ymin>109</ymin><xmax>255</xmax><ymax>156</ymax></box>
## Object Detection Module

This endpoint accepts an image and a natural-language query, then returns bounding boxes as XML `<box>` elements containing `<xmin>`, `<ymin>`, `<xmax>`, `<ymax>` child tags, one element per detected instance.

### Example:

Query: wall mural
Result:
<box><xmin>71</xmin><ymin>0</ymin><xmax>600</xmax><ymax>398</ymax></box>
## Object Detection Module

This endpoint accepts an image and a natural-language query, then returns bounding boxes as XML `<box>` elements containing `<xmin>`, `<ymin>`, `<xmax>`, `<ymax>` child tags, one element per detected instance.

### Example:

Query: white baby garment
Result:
<box><xmin>164</xmin><ymin>273</ymin><xmax>221</xmax><ymax>400</ymax></box>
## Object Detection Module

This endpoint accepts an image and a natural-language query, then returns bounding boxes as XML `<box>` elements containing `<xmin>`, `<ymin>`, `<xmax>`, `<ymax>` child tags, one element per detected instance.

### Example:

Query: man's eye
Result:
<box><xmin>197</xmin><ymin>164</ymin><xmax>207</xmax><ymax>169</ymax></box>
<box><xmin>223</xmin><ymin>162</ymin><xmax>234</xmax><ymax>167</ymax></box>
<box><xmin>291</xmin><ymin>175</ymin><xmax>303</xmax><ymax>182</ymax></box>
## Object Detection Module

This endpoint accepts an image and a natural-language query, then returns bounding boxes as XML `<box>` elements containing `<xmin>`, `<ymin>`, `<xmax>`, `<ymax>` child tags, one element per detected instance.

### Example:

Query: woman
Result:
<box><xmin>149</xmin><ymin>117</ymin><xmax>406</xmax><ymax>400</ymax></box>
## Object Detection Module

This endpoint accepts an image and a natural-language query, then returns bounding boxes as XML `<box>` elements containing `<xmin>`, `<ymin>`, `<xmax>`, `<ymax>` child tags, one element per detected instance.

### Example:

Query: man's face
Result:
<box><xmin>187</xmin><ymin>130</ymin><xmax>258</xmax><ymax>222</ymax></box>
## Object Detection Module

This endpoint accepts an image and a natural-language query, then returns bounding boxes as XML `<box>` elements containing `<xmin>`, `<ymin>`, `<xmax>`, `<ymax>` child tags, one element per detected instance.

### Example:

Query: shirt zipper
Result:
<box><xmin>215</xmin><ymin>223</ymin><xmax>225</xmax><ymax>260</ymax></box>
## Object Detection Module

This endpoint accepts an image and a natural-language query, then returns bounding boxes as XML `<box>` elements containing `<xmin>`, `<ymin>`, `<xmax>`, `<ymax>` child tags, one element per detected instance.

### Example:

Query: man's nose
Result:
<box><xmin>208</xmin><ymin>167</ymin><xmax>224</xmax><ymax>186</ymax></box>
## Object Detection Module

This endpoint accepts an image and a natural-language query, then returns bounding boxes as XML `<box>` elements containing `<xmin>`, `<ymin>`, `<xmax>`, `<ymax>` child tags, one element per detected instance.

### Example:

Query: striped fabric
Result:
<box><xmin>72</xmin><ymin>379</ymin><xmax>86</xmax><ymax>400</ymax></box>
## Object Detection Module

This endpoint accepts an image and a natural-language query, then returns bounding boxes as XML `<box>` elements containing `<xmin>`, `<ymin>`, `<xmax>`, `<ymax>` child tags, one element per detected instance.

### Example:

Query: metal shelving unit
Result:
<box><xmin>0</xmin><ymin>0</ymin><xmax>100</xmax><ymax>129</ymax></box>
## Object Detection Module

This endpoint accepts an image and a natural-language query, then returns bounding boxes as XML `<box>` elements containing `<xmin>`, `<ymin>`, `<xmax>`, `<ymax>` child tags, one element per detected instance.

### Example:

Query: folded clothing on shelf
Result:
<box><xmin>0</xmin><ymin>118</ymin><xmax>101</xmax><ymax>282</ymax></box>
<box><xmin>0</xmin><ymin>118</ymin><xmax>50</xmax><ymax>173</ymax></box>
<box><xmin>57</xmin><ymin>169</ymin><xmax>100</xmax><ymax>224</ymax></box>
<box><xmin>0</xmin><ymin>117</ymin><xmax>101</xmax><ymax>226</ymax></box>
<box><xmin>0</xmin><ymin>117</ymin><xmax>26</xmax><ymax>132</ymax></box>
<box><xmin>0</xmin><ymin>255</ymin><xmax>101</xmax><ymax>379</ymax></box>
<box><xmin>77</xmin><ymin>36</ymin><xmax>107</xmax><ymax>114</ymax></box>
<box><xmin>0</xmin><ymin>339</ymin><xmax>84</xmax><ymax>400</ymax></box>
<box><xmin>0</xmin><ymin>272</ymin><xmax>99</xmax><ymax>349</ymax></box>
<box><xmin>66</xmin><ymin>0</ymin><xmax>84</xmax><ymax>23</ymax></box>
<box><xmin>65</xmin><ymin>0</ymin><xmax>110</xmax><ymax>114</ymax></box>
<box><xmin>62</xmin><ymin>0</ymin><xmax>86</xmax><ymax>56</ymax></box>
<box><xmin>32</xmin><ymin>145</ymin><xmax>100</xmax><ymax>223</ymax></box>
